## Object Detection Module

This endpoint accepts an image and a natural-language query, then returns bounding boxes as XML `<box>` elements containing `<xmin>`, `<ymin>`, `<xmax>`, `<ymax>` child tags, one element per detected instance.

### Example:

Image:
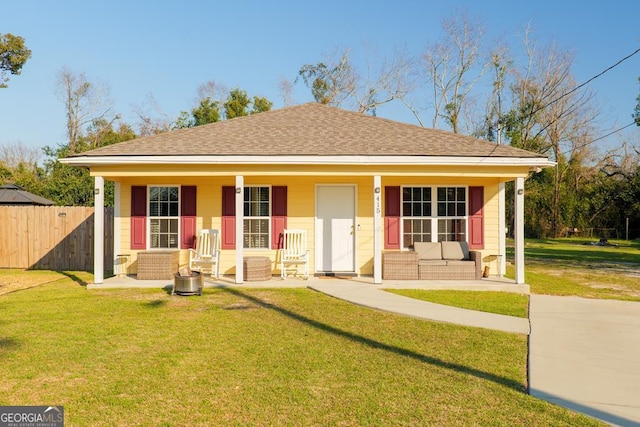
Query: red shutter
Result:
<box><xmin>221</xmin><ymin>186</ymin><xmax>236</xmax><ymax>249</ymax></box>
<box><xmin>468</xmin><ymin>186</ymin><xmax>484</xmax><ymax>249</ymax></box>
<box><xmin>385</xmin><ymin>186</ymin><xmax>401</xmax><ymax>249</ymax></box>
<box><xmin>130</xmin><ymin>186</ymin><xmax>147</xmax><ymax>249</ymax></box>
<box><xmin>180</xmin><ymin>186</ymin><xmax>197</xmax><ymax>249</ymax></box>
<box><xmin>271</xmin><ymin>186</ymin><xmax>287</xmax><ymax>249</ymax></box>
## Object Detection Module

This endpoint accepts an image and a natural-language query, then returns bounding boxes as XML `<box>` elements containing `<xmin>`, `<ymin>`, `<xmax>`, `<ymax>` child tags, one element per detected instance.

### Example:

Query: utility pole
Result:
<box><xmin>626</xmin><ymin>217</ymin><xmax>629</xmax><ymax>240</ymax></box>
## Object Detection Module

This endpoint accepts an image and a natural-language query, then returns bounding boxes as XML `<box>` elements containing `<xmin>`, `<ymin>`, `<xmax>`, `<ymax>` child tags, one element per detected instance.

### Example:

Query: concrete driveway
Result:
<box><xmin>529</xmin><ymin>295</ymin><xmax>640</xmax><ymax>426</ymax></box>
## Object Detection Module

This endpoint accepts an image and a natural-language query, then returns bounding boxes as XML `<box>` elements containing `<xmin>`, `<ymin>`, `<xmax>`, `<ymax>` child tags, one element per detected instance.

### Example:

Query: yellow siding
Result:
<box><xmin>481</xmin><ymin>183</ymin><xmax>501</xmax><ymax>271</ymax></box>
<box><xmin>116</xmin><ymin>175</ymin><xmax>507</xmax><ymax>277</ymax></box>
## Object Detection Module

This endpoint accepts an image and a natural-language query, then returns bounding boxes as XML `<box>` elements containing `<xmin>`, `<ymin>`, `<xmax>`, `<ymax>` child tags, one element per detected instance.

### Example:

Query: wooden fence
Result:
<box><xmin>0</xmin><ymin>206</ymin><xmax>114</xmax><ymax>271</ymax></box>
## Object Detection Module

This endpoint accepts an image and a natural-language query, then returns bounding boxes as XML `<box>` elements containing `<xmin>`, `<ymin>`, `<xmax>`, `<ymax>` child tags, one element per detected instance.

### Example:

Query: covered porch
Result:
<box><xmin>89</xmin><ymin>173</ymin><xmax>529</xmax><ymax>287</ymax></box>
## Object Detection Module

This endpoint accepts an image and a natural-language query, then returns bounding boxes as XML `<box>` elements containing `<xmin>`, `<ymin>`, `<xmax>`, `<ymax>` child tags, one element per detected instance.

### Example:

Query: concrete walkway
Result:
<box><xmin>309</xmin><ymin>282</ymin><xmax>530</xmax><ymax>335</ymax></box>
<box><xmin>312</xmin><ymin>284</ymin><xmax>640</xmax><ymax>426</ymax></box>
<box><xmin>529</xmin><ymin>295</ymin><xmax>640</xmax><ymax>426</ymax></box>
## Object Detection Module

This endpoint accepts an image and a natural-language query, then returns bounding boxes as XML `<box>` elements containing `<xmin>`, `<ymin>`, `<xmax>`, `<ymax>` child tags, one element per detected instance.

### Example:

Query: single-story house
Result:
<box><xmin>60</xmin><ymin>103</ymin><xmax>554</xmax><ymax>285</ymax></box>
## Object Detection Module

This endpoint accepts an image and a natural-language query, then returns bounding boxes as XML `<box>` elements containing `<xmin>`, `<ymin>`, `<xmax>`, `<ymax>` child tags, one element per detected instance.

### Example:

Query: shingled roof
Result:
<box><xmin>0</xmin><ymin>184</ymin><xmax>54</xmax><ymax>205</ymax></box>
<box><xmin>70</xmin><ymin>103</ymin><xmax>544</xmax><ymax>159</ymax></box>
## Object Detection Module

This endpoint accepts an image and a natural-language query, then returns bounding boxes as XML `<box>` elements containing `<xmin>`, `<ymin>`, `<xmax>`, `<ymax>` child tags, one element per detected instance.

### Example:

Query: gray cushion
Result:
<box><xmin>441</xmin><ymin>241</ymin><xmax>470</xmax><ymax>260</ymax></box>
<box><xmin>414</xmin><ymin>242</ymin><xmax>442</xmax><ymax>260</ymax></box>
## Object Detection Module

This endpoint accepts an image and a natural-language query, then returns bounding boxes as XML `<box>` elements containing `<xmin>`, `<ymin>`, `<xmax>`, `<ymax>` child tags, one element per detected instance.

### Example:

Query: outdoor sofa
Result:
<box><xmin>382</xmin><ymin>241</ymin><xmax>482</xmax><ymax>280</ymax></box>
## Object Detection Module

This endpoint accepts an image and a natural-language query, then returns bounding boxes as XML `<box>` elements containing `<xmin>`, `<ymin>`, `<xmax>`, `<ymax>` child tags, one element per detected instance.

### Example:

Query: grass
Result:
<box><xmin>507</xmin><ymin>238</ymin><xmax>640</xmax><ymax>301</ymax></box>
<box><xmin>383</xmin><ymin>290</ymin><xmax>529</xmax><ymax>318</ymax></box>
<box><xmin>380</xmin><ymin>238</ymin><xmax>639</xmax><ymax>318</ymax></box>
<box><xmin>0</xmin><ymin>270</ymin><xmax>602</xmax><ymax>426</ymax></box>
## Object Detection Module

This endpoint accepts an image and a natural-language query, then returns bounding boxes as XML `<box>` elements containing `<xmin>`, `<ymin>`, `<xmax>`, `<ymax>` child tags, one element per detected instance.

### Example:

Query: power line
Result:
<box><xmin>561</xmin><ymin>121</ymin><xmax>637</xmax><ymax>156</ymax></box>
<box><xmin>531</xmin><ymin>47</ymin><xmax>640</xmax><ymax>117</ymax></box>
<box><xmin>500</xmin><ymin>46</ymin><xmax>640</xmax><ymax>152</ymax></box>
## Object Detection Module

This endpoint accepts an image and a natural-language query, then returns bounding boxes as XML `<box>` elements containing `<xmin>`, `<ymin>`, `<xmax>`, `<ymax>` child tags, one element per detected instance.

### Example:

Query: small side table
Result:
<box><xmin>115</xmin><ymin>254</ymin><xmax>130</xmax><ymax>277</ymax></box>
<box><xmin>137</xmin><ymin>250</ymin><xmax>179</xmax><ymax>280</ymax></box>
<box><xmin>489</xmin><ymin>254</ymin><xmax>503</xmax><ymax>277</ymax></box>
<box><xmin>243</xmin><ymin>256</ymin><xmax>272</xmax><ymax>281</ymax></box>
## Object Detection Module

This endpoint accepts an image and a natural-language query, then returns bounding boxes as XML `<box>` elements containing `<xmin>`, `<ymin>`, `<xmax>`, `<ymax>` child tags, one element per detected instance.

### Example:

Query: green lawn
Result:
<box><xmin>390</xmin><ymin>238</ymin><xmax>640</xmax><ymax>317</ymax></box>
<box><xmin>509</xmin><ymin>238</ymin><xmax>640</xmax><ymax>301</ymax></box>
<box><xmin>384</xmin><ymin>289</ymin><xmax>529</xmax><ymax>317</ymax></box>
<box><xmin>0</xmin><ymin>272</ymin><xmax>601</xmax><ymax>426</ymax></box>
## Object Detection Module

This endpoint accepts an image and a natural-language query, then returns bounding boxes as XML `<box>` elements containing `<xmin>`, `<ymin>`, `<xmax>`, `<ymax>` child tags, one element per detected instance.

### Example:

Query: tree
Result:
<box><xmin>192</xmin><ymin>98</ymin><xmax>220</xmax><ymax>125</ymax></box>
<box><xmin>188</xmin><ymin>80</ymin><xmax>226</xmax><ymax>126</ymax></box>
<box><xmin>298</xmin><ymin>49</ymin><xmax>356</xmax><ymax>106</ymax></box>
<box><xmin>499</xmin><ymin>31</ymin><xmax>601</xmax><ymax>238</ymax></box>
<box><xmin>0</xmin><ymin>141</ymin><xmax>46</xmax><ymax>199</ymax></box>
<box><xmin>55</xmin><ymin>67</ymin><xmax>113</xmax><ymax>153</ymax></box>
<box><xmin>421</xmin><ymin>12</ymin><xmax>486</xmax><ymax>133</ymax></box>
<box><xmin>134</xmin><ymin>94</ymin><xmax>175</xmax><ymax>136</ymax></box>
<box><xmin>41</xmin><ymin>118</ymin><xmax>136</xmax><ymax>206</ymax></box>
<box><xmin>634</xmin><ymin>77</ymin><xmax>640</xmax><ymax>126</ymax></box>
<box><xmin>251</xmin><ymin>95</ymin><xmax>273</xmax><ymax>114</ymax></box>
<box><xmin>175</xmin><ymin>85</ymin><xmax>273</xmax><ymax>128</ymax></box>
<box><xmin>0</xmin><ymin>33</ymin><xmax>31</xmax><ymax>88</ymax></box>
<box><xmin>224</xmin><ymin>88</ymin><xmax>251</xmax><ymax>119</ymax></box>
<box><xmin>0</xmin><ymin>141</ymin><xmax>42</xmax><ymax>169</ymax></box>
<box><xmin>279</xmin><ymin>77</ymin><xmax>295</xmax><ymax>107</ymax></box>
<box><xmin>176</xmin><ymin>98</ymin><xmax>221</xmax><ymax>128</ymax></box>
<box><xmin>223</xmin><ymin>88</ymin><xmax>272</xmax><ymax>119</ymax></box>
<box><xmin>478</xmin><ymin>43</ymin><xmax>512</xmax><ymax>142</ymax></box>
<box><xmin>298</xmin><ymin>47</ymin><xmax>414</xmax><ymax>116</ymax></box>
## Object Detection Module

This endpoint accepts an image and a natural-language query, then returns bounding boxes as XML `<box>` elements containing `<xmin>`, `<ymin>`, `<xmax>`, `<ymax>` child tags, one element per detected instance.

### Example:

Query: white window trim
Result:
<box><xmin>147</xmin><ymin>184</ymin><xmax>181</xmax><ymax>250</ymax></box>
<box><xmin>243</xmin><ymin>185</ymin><xmax>272</xmax><ymax>250</ymax></box>
<box><xmin>400</xmin><ymin>185</ymin><xmax>469</xmax><ymax>248</ymax></box>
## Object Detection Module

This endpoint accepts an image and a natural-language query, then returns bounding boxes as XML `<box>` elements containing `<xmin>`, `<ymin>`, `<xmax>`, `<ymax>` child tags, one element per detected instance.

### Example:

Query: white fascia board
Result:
<box><xmin>60</xmin><ymin>155</ymin><xmax>556</xmax><ymax>168</ymax></box>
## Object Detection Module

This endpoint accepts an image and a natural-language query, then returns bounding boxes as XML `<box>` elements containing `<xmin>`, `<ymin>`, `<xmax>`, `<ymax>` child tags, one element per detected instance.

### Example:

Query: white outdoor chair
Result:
<box><xmin>280</xmin><ymin>229</ymin><xmax>310</xmax><ymax>279</ymax></box>
<box><xmin>189</xmin><ymin>229</ymin><xmax>220</xmax><ymax>278</ymax></box>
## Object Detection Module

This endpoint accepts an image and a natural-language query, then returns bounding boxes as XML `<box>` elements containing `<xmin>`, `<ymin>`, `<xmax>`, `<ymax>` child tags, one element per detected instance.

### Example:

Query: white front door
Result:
<box><xmin>315</xmin><ymin>185</ymin><xmax>356</xmax><ymax>273</ymax></box>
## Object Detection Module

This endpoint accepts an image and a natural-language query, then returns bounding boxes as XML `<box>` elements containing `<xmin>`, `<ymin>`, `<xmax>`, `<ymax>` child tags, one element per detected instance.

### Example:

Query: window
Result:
<box><xmin>148</xmin><ymin>186</ymin><xmax>179</xmax><ymax>249</ymax></box>
<box><xmin>402</xmin><ymin>187</ymin><xmax>432</xmax><ymax>248</ymax></box>
<box><xmin>401</xmin><ymin>186</ymin><xmax>467</xmax><ymax>248</ymax></box>
<box><xmin>243</xmin><ymin>186</ymin><xmax>270</xmax><ymax>249</ymax></box>
<box><xmin>436</xmin><ymin>187</ymin><xmax>466</xmax><ymax>242</ymax></box>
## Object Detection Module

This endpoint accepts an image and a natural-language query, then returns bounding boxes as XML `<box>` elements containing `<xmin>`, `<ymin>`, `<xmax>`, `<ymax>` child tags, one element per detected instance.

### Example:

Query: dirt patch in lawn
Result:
<box><xmin>0</xmin><ymin>270</ymin><xmax>68</xmax><ymax>296</ymax></box>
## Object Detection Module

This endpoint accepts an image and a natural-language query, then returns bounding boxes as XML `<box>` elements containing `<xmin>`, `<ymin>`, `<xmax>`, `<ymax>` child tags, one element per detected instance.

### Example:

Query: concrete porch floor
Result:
<box><xmin>88</xmin><ymin>274</ymin><xmax>529</xmax><ymax>294</ymax></box>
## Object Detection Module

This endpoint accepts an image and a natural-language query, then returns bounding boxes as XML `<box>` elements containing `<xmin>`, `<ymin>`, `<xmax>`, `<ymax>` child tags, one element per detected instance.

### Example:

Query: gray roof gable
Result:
<box><xmin>0</xmin><ymin>184</ymin><xmax>55</xmax><ymax>205</ymax></box>
<box><xmin>71</xmin><ymin>103</ymin><xmax>545</xmax><ymax>159</ymax></box>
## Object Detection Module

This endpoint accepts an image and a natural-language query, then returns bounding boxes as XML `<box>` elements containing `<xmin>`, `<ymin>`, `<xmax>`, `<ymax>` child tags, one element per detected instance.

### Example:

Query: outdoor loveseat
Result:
<box><xmin>382</xmin><ymin>241</ymin><xmax>482</xmax><ymax>280</ymax></box>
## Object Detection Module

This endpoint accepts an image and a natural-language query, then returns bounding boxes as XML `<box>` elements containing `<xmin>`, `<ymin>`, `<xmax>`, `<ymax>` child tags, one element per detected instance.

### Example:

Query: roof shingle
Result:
<box><xmin>72</xmin><ymin>103</ymin><xmax>544</xmax><ymax>159</ymax></box>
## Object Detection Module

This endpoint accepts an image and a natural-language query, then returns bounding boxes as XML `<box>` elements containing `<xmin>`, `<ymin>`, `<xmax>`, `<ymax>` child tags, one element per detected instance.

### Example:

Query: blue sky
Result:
<box><xmin>1</xmin><ymin>0</ymin><xmax>639</xmax><ymax>153</ymax></box>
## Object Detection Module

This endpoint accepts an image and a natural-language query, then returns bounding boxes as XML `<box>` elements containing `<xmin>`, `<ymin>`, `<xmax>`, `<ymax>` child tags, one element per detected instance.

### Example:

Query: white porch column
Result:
<box><xmin>94</xmin><ymin>176</ymin><xmax>104</xmax><ymax>284</ymax></box>
<box><xmin>373</xmin><ymin>175</ymin><xmax>382</xmax><ymax>284</ymax></box>
<box><xmin>235</xmin><ymin>175</ymin><xmax>244</xmax><ymax>284</ymax></box>
<box><xmin>514</xmin><ymin>177</ymin><xmax>525</xmax><ymax>284</ymax></box>
<box><xmin>498</xmin><ymin>182</ymin><xmax>506</xmax><ymax>276</ymax></box>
